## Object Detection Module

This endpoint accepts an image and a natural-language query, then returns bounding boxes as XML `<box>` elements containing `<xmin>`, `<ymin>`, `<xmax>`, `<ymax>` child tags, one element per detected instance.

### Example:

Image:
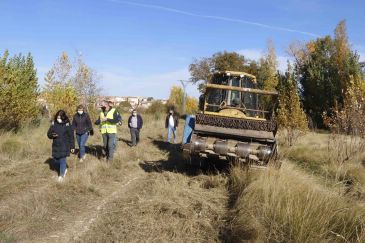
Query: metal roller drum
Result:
<box><xmin>235</xmin><ymin>143</ymin><xmax>251</xmax><ymax>158</ymax></box>
<box><xmin>214</xmin><ymin>140</ymin><xmax>228</xmax><ymax>155</ymax></box>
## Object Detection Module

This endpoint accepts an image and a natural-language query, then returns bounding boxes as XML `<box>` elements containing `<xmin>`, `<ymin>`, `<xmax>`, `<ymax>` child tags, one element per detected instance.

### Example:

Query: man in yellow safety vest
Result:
<box><xmin>95</xmin><ymin>100</ymin><xmax>119</xmax><ymax>160</ymax></box>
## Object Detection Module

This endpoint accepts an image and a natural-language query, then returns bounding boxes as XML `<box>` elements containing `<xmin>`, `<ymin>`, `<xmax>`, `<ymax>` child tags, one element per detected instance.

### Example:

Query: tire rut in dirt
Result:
<box><xmin>37</xmin><ymin>170</ymin><xmax>144</xmax><ymax>243</ymax></box>
<box><xmin>78</xmin><ymin>170</ymin><xmax>229</xmax><ymax>243</ymax></box>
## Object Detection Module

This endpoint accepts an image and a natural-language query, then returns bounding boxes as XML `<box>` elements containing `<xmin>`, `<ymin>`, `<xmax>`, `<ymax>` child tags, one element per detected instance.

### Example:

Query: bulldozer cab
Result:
<box><xmin>203</xmin><ymin>71</ymin><xmax>278</xmax><ymax>120</ymax></box>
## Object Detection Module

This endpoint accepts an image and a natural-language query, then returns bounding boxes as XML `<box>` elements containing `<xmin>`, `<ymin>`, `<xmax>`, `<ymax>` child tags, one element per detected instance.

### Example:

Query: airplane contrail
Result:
<box><xmin>107</xmin><ymin>0</ymin><xmax>319</xmax><ymax>37</ymax></box>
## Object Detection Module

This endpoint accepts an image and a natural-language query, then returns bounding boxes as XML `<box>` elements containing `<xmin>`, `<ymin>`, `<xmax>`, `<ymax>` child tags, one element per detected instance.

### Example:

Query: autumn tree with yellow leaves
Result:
<box><xmin>43</xmin><ymin>52</ymin><xmax>100</xmax><ymax>119</ymax></box>
<box><xmin>292</xmin><ymin>20</ymin><xmax>363</xmax><ymax>128</ymax></box>
<box><xmin>277</xmin><ymin>64</ymin><xmax>308</xmax><ymax>146</ymax></box>
<box><xmin>167</xmin><ymin>86</ymin><xmax>198</xmax><ymax>115</ymax></box>
<box><xmin>257</xmin><ymin>40</ymin><xmax>279</xmax><ymax>91</ymax></box>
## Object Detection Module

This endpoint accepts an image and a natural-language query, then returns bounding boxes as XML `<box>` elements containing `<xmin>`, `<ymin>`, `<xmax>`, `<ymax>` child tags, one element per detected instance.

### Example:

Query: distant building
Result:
<box><xmin>158</xmin><ymin>99</ymin><xmax>168</xmax><ymax>105</ymax></box>
<box><xmin>125</xmin><ymin>97</ymin><xmax>139</xmax><ymax>106</ymax></box>
<box><xmin>96</xmin><ymin>96</ymin><xmax>164</xmax><ymax>109</ymax></box>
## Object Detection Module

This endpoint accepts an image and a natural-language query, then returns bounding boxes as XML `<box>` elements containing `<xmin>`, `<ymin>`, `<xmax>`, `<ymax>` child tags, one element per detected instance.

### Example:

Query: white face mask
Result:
<box><xmin>57</xmin><ymin>118</ymin><xmax>63</xmax><ymax>123</ymax></box>
<box><xmin>132</xmin><ymin>113</ymin><xmax>137</xmax><ymax>116</ymax></box>
<box><xmin>78</xmin><ymin>110</ymin><xmax>83</xmax><ymax>115</ymax></box>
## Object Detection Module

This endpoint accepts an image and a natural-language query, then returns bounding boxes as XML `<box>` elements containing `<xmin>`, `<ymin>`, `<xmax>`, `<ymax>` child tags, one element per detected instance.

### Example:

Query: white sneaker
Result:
<box><xmin>64</xmin><ymin>169</ymin><xmax>68</xmax><ymax>176</ymax></box>
<box><xmin>82</xmin><ymin>154</ymin><xmax>87</xmax><ymax>160</ymax></box>
<box><xmin>79</xmin><ymin>158</ymin><xmax>84</xmax><ymax>163</ymax></box>
<box><xmin>57</xmin><ymin>176</ymin><xmax>64</xmax><ymax>182</ymax></box>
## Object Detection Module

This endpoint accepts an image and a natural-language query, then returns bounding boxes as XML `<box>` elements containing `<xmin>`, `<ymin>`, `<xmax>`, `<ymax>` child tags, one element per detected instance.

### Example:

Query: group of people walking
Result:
<box><xmin>47</xmin><ymin>101</ymin><xmax>179</xmax><ymax>182</ymax></box>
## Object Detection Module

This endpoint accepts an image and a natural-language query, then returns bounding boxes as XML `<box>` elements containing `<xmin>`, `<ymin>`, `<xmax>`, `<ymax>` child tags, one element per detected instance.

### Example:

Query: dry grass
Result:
<box><xmin>0</xmin><ymin>114</ymin><xmax>229</xmax><ymax>243</ymax></box>
<box><xmin>1</xmin><ymin>116</ymin><xmax>365</xmax><ymax>242</ymax></box>
<box><xmin>79</xmin><ymin>172</ymin><xmax>228</xmax><ymax>243</ymax></box>
<box><xmin>226</xmin><ymin>131</ymin><xmax>365</xmax><ymax>242</ymax></box>
<box><xmin>227</xmin><ymin>163</ymin><xmax>365</xmax><ymax>242</ymax></box>
<box><xmin>281</xmin><ymin>132</ymin><xmax>365</xmax><ymax>198</ymax></box>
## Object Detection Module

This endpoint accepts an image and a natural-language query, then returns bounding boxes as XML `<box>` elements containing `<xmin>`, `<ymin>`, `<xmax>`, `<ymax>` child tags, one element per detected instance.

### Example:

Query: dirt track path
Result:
<box><xmin>36</xmin><ymin>170</ymin><xmax>144</xmax><ymax>243</ymax></box>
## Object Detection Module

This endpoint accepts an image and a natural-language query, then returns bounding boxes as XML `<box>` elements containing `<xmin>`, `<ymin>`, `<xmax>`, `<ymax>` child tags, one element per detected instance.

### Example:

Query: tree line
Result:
<box><xmin>0</xmin><ymin>51</ymin><xmax>101</xmax><ymax>130</ymax></box>
<box><xmin>0</xmin><ymin>50</ymin><xmax>198</xmax><ymax>130</ymax></box>
<box><xmin>1</xmin><ymin>20</ymin><xmax>363</xmax><ymax>137</ymax></box>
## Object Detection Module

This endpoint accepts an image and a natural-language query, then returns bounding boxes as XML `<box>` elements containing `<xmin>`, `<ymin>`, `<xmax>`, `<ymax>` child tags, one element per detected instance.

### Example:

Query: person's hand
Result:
<box><xmin>89</xmin><ymin>129</ymin><xmax>94</xmax><ymax>136</ymax></box>
<box><xmin>71</xmin><ymin>149</ymin><xmax>75</xmax><ymax>153</ymax></box>
<box><xmin>52</xmin><ymin>132</ymin><xmax>58</xmax><ymax>138</ymax></box>
<box><xmin>101</xmin><ymin>117</ymin><xmax>107</xmax><ymax>122</ymax></box>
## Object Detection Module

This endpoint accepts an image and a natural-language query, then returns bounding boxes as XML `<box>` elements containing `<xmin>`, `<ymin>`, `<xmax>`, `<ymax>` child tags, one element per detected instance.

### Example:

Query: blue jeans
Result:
<box><xmin>167</xmin><ymin>126</ymin><xmax>176</xmax><ymax>143</ymax></box>
<box><xmin>54</xmin><ymin>157</ymin><xmax>67</xmax><ymax>177</ymax></box>
<box><xmin>76</xmin><ymin>132</ymin><xmax>89</xmax><ymax>158</ymax></box>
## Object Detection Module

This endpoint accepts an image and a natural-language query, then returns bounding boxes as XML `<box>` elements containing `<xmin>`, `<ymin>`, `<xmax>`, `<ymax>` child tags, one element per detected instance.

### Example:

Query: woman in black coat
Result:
<box><xmin>47</xmin><ymin>110</ymin><xmax>75</xmax><ymax>182</ymax></box>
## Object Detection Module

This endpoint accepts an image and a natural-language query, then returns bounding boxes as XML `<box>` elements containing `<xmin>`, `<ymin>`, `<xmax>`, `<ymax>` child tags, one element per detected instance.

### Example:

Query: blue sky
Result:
<box><xmin>1</xmin><ymin>0</ymin><xmax>364</xmax><ymax>99</ymax></box>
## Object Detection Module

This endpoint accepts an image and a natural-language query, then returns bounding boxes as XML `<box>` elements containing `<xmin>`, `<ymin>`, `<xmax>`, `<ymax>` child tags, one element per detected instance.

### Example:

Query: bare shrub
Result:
<box><xmin>327</xmin><ymin>134</ymin><xmax>365</xmax><ymax>170</ymax></box>
<box><xmin>323</xmin><ymin>83</ymin><xmax>365</xmax><ymax>177</ymax></box>
<box><xmin>145</xmin><ymin>100</ymin><xmax>166</xmax><ymax>120</ymax></box>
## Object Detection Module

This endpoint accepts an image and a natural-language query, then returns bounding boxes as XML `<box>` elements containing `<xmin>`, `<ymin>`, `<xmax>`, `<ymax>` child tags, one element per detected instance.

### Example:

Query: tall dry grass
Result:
<box><xmin>80</xmin><ymin>172</ymin><xmax>228</xmax><ymax>243</ymax></box>
<box><xmin>281</xmin><ymin>132</ymin><xmax>365</xmax><ymax>199</ymax></box>
<box><xmin>225</xmin><ymin>130</ymin><xmax>365</xmax><ymax>242</ymax></box>
<box><xmin>227</xmin><ymin>163</ymin><xmax>365</xmax><ymax>242</ymax></box>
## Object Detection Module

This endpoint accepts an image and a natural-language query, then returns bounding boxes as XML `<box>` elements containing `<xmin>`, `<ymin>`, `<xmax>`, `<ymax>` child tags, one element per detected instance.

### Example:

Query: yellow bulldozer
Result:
<box><xmin>182</xmin><ymin>71</ymin><xmax>279</xmax><ymax>168</ymax></box>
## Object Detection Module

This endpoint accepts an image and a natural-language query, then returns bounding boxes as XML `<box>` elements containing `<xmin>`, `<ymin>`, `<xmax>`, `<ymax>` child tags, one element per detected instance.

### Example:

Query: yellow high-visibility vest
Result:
<box><xmin>100</xmin><ymin>108</ymin><xmax>117</xmax><ymax>134</ymax></box>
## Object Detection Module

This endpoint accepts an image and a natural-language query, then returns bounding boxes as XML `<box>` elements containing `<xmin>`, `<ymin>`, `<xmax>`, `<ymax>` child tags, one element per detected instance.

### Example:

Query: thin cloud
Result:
<box><xmin>100</xmin><ymin>68</ymin><xmax>200</xmax><ymax>98</ymax></box>
<box><xmin>107</xmin><ymin>0</ymin><xmax>319</xmax><ymax>37</ymax></box>
<box><xmin>238</xmin><ymin>48</ymin><xmax>290</xmax><ymax>72</ymax></box>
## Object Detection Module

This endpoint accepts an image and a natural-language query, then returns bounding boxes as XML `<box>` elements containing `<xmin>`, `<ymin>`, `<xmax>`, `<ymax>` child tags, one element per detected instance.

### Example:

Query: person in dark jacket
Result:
<box><xmin>47</xmin><ymin>110</ymin><xmax>75</xmax><ymax>182</ymax></box>
<box><xmin>128</xmin><ymin>109</ymin><xmax>143</xmax><ymax>146</ymax></box>
<box><xmin>165</xmin><ymin>109</ymin><xmax>179</xmax><ymax>143</ymax></box>
<box><xmin>72</xmin><ymin>105</ymin><xmax>93</xmax><ymax>162</ymax></box>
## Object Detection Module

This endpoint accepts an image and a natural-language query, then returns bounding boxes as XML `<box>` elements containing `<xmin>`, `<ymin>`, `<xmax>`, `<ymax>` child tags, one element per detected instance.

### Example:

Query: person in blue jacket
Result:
<box><xmin>47</xmin><ymin>110</ymin><xmax>75</xmax><ymax>182</ymax></box>
<box><xmin>128</xmin><ymin>109</ymin><xmax>143</xmax><ymax>146</ymax></box>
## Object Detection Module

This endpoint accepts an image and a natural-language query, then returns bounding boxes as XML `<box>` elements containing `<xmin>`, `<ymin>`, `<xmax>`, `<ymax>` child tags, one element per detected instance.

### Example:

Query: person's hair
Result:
<box><xmin>54</xmin><ymin>110</ymin><xmax>70</xmax><ymax>123</ymax></box>
<box><xmin>77</xmin><ymin>104</ymin><xmax>84</xmax><ymax>110</ymax></box>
